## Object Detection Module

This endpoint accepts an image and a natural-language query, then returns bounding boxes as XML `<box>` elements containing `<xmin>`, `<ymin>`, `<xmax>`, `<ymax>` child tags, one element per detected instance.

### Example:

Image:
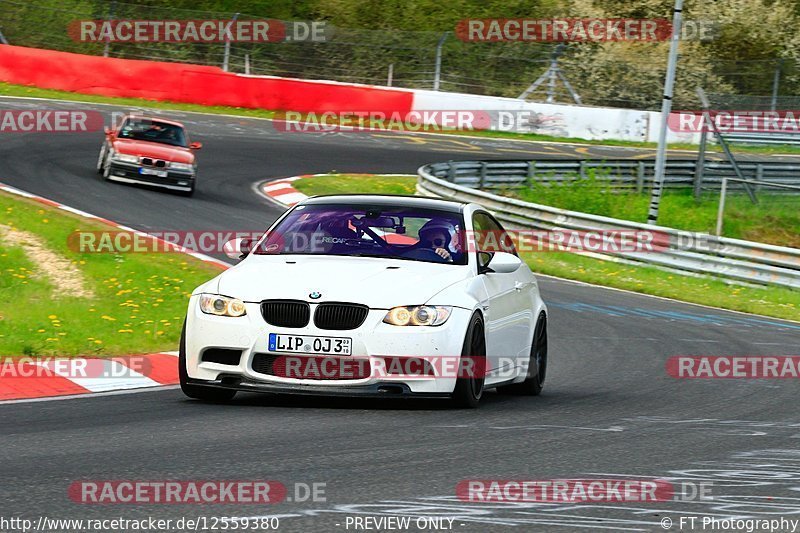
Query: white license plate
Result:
<box><xmin>139</xmin><ymin>167</ymin><xmax>168</xmax><ymax>177</ymax></box>
<box><xmin>268</xmin><ymin>333</ymin><xmax>352</xmax><ymax>356</ymax></box>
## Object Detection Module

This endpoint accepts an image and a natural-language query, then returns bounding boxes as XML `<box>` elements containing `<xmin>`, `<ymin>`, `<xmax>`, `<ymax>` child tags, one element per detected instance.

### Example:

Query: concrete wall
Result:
<box><xmin>411</xmin><ymin>88</ymin><xmax>700</xmax><ymax>143</ymax></box>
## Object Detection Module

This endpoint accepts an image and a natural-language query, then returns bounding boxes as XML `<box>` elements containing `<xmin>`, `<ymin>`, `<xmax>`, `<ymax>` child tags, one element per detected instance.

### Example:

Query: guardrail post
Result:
<box><xmin>479</xmin><ymin>162</ymin><xmax>488</xmax><ymax>189</ymax></box>
<box><xmin>716</xmin><ymin>178</ymin><xmax>728</xmax><ymax>236</ymax></box>
<box><xmin>756</xmin><ymin>164</ymin><xmax>764</xmax><ymax>192</ymax></box>
<box><xmin>103</xmin><ymin>1</ymin><xmax>116</xmax><ymax>58</ymax></box>
<box><xmin>579</xmin><ymin>161</ymin><xmax>586</xmax><ymax>179</ymax></box>
<box><xmin>222</xmin><ymin>13</ymin><xmax>240</xmax><ymax>72</ymax></box>
<box><xmin>693</xmin><ymin>128</ymin><xmax>708</xmax><ymax>200</ymax></box>
<box><xmin>433</xmin><ymin>32</ymin><xmax>449</xmax><ymax>91</ymax></box>
<box><xmin>636</xmin><ymin>162</ymin><xmax>645</xmax><ymax>194</ymax></box>
<box><xmin>447</xmin><ymin>161</ymin><xmax>456</xmax><ymax>182</ymax></box>
<box><xmin>527</xmin><ymin>161</ymin><xmax>536</xmax><ymax>187</ymax></box>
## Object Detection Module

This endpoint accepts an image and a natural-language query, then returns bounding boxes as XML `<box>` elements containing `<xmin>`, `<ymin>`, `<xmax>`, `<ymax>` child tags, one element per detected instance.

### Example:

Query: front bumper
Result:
<box><xmin>185</xmin><ymin>376</ymin><xmax>451</xmax><ymax>399</ymax></box>
<box><xmin>184</xmin><ymin>296</ymin><xmax>472</xmax><ymax>395</ymax></box>
<box><xmin>108</xmin><ymin>161</ymin><xmax>195</xmax><ymax>191</ymax></box>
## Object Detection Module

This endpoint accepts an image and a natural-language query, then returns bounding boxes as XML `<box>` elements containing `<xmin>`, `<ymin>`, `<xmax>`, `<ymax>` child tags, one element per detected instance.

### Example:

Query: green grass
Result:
<box><xmin>0</xmin><ymin>191</ymin><xmax>222</xmax><ymax>357</ymax></box>
<box><xmin>3</xmin><ymin>81</ymin><xmax>800</xmax><ymax>156</ymax></box>
<box><xmin>293</xmin><ymin>174</ymin><xmax>417</xmax><ymax>196</ymax></box>
<box><xmin>0</xmin><ymin>82</ymin><xmax>279</xmax><ymax>122</ymax></box>
<box><xmin>512</xmin><ymin>174</ymin><xmax>800</xmax><ymax>247</ymax></box>
<box><xmin>290</xmin><ymin>173</ymin><xmax>800</xmax><ymax>322</ymax></box>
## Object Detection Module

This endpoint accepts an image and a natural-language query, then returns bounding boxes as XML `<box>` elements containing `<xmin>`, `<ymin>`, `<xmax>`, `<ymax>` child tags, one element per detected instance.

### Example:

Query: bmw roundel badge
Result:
<box><xmin>309</xmin><ymin>291</ymin><xmax>322</xmax><ymax>299</ymax></box>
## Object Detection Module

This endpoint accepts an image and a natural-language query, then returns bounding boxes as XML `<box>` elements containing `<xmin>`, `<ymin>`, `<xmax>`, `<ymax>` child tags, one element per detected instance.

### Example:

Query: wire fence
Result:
<box><xmin>0</xmin><ymin>0</ymin><xmax>798</xmax><ymax>110</ymax></box>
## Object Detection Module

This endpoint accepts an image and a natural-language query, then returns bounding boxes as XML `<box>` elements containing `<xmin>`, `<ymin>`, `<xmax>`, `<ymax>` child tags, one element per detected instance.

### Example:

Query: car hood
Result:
<box><xmin>216</xmin><ymin>255</ymin><xmax>471</xmax><ymax>308</ymax></box>
<box><xmin>112</xmin><ymin>139</ymin><xmax>194</xmax><ymax>163</ymax></box>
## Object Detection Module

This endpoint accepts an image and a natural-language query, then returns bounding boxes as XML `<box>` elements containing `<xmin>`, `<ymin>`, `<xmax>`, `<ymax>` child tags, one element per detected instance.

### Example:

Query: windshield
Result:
<box><xmin>254</xmin><ymin>204</ymin><xmax>467</xmax><ymax>265</ymax></box>
<box><xmin>117</xmin><ymin>118</ymin><xmax>188</xmax><ymax>147</ymax></box>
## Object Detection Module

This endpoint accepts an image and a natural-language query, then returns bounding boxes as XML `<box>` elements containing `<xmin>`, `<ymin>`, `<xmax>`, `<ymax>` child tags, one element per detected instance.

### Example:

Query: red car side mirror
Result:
<box><xmin>189</xmin><ymin>142</ymin><xmax>203</xmax><ymax>150</ymax></box>
<box><xmin>103</xmin><ymin>126</ymin><xmax>112</xmax><ymax>136</ymax></box>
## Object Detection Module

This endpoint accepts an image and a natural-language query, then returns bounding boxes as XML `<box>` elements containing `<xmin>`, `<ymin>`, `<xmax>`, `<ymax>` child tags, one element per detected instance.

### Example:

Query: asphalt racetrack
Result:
<box><xmin>1</xmin><ymin>97</ymin><xmax>799</xmax><ymax>532</ymax></box>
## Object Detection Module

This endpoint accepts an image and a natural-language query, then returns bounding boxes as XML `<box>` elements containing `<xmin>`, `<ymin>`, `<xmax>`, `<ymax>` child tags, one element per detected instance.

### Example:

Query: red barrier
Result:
<box><xmin>0</xmin><ymin>45</ymin><xmax>413</xmax><ymax>114</ymax></box>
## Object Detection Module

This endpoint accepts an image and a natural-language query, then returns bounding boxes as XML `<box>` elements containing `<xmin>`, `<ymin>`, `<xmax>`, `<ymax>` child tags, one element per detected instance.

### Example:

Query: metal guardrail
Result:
<box><xmin>425</xmin><ymin>159</ymin><xmax>800</xmax><ymax>193</ymax></box>
<box><xmin>417</xmin><ymin>162</ymin><xmax>800</xmax><ymax>289</ymax></box>
<box><xmin>720</xmin><ymin>132</ymin><xmax>800</xmax><ymax>146</ymax></box>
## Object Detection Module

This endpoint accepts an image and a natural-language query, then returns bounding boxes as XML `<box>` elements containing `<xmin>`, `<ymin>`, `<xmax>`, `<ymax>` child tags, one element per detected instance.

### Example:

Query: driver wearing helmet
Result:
<box><xmin>417</xmin><ymin>219</ymin><xmax>456</xmax><ymax>262</ymax></box>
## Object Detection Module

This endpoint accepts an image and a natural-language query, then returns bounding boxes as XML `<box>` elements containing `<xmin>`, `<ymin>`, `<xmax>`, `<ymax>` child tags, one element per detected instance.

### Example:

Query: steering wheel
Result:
<box><xmin>402</xmin><ymin>248</ymin><xmax>448</xmax><ymax>262</ymax></box>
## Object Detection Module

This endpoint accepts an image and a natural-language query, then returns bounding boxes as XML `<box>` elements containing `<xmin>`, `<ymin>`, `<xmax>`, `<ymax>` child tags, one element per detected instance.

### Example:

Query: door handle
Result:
<box><xmin>514</xmin><ymin>281</ymin><xmax>526</xmax><ymax>291</ymax></box>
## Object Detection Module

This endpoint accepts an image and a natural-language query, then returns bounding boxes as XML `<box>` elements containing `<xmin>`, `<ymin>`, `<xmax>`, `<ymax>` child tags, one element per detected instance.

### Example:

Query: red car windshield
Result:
<box><xmin>253</xmin><ymin>204</ymin><xmax>467</xmax><ymax>265</ymax></box>
<box><xmin>118</xmin><ymin>119</ymin><xmax>188</xmax><ymax>147</ymax></box>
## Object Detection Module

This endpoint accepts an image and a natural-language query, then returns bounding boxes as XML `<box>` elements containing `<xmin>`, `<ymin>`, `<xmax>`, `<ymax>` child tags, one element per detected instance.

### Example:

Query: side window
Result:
<box><xmin>118</xmin><ymin>118</ymin><xmax>133</xmax><ymax>138</ymax></box>
<box><xmin>471</xmin><ymin>212</ymin><xmax>517</xmax><ymax>256</ymax></box>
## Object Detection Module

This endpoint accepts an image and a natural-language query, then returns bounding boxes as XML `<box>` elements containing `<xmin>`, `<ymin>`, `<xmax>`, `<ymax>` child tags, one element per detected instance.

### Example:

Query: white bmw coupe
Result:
<box><xmin>180</xmin><ymin>195</ymin><xmax>548</xmax><ymax>407</ymax></box>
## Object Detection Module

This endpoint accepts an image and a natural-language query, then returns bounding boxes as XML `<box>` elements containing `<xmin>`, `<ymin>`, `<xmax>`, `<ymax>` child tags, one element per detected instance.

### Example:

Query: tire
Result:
<box><xmin>451</xmin><ymin>313</ymin><xmax>486</xmax><ymax>408</ymax></box>
<box><xmin>179</xmin><ymin>183</ymin><xmax>195</xmax><ymax>197</ymax></box>
<box><xmin>179</xmin><ymin>320</ymin><xmax>237</xmax><ymax>402</ymax></box>
<box><xmin>498</xmin><ymin>313</ymin><xmax>547</xmax><ymax>396</ymax></box>
<box><xmin>96</xmin><ymin>143</ymin><xmax>107</xmax><ymax>174</ymax></box>
<box><xmin>101</xmin><ymin>151</ymin><xmax>112</xmax><ymax>181</ymax></box>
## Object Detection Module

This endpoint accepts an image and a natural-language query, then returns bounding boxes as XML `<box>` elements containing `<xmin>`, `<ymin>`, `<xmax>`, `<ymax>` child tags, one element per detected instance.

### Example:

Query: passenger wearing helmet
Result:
<box><xmin>417</xmin><ymin>219</ymin><xmax>455</xmax><ymax>262</ymax></box>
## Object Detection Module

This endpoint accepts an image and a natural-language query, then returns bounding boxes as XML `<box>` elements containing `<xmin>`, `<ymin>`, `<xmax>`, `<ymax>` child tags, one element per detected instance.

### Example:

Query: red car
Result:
<box><xmin>97</xmin><ymin>115</ymin><xmax>202</xmax><ymax>196</ymax></box>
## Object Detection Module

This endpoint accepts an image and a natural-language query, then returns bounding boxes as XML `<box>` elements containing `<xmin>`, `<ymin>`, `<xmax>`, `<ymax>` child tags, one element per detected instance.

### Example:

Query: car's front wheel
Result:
<box><xmin>96</xmin><ymin>143</ymin><xmax>107</xmax><ymax>174</ymax></box>
<box><xmin>451</xmin><ymin>313</ymin><xmax>486</xmax><ymax>408</ymax></box>
<box><xmin>179</xmin><ymin>182</ymin><xmax>195</xmax><ymax>197</ymax></box>
<box><xmin>179</xmin><ymin>321</ymin><xmax>236</xmax><ymax>402</ymax></box>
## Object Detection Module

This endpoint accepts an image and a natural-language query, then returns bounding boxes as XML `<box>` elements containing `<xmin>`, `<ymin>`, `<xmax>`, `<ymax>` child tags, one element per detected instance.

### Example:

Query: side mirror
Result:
<box><xmin>103</xmin><ymin>126</ymin><xmax>112</xmax><ymax>136</ymax></box>
<box><xmin>224</xmin><ymin>238</ymin><xmax>252</xmax><ymax>260</ymax></box>
<box><xmin>189</xmin><ymin>141</ymin><xmax>203</xmax><ymax>150</ymax></box>
<box><xmin>478</xmin><ymin>251</ymin><xmax>521</xmax><ymax>274</ymax></box>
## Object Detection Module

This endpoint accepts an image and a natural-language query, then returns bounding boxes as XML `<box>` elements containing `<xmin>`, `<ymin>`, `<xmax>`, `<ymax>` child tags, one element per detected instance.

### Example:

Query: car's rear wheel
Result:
<box><xmin>451</xmin><ymin>313</ymin><xmax>485</xmax><ymax>408</ymax></box>
<box><xmin>498</xmin><ymin>313</ymin><xmax>547</xmax><ymax>396</ymax></box>
<box><xmin>179</xmin><ymin>320</ymin><xmax>237</xmax><ymax>402</ymax></box>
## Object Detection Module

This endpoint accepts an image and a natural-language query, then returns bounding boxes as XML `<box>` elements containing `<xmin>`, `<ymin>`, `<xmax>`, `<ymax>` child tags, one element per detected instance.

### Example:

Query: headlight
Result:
<box><xmin>199</xmin><ymin>294</ymin><xmax>247</xmax><ymax>317</ymax></box>
<box><xmin>169</xmin><ymin>162</ymin><xmax>195</xmax><ymax>172</ymax></box>
<box><xmin>383</xmin><ymin>305</ymin><xmax>452</xmax><ymax>326</ymax></box>
<box><xmin>111</xmin><ymin>152</ymin><xmax>138</xmax><ymax>163</ymax></box>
